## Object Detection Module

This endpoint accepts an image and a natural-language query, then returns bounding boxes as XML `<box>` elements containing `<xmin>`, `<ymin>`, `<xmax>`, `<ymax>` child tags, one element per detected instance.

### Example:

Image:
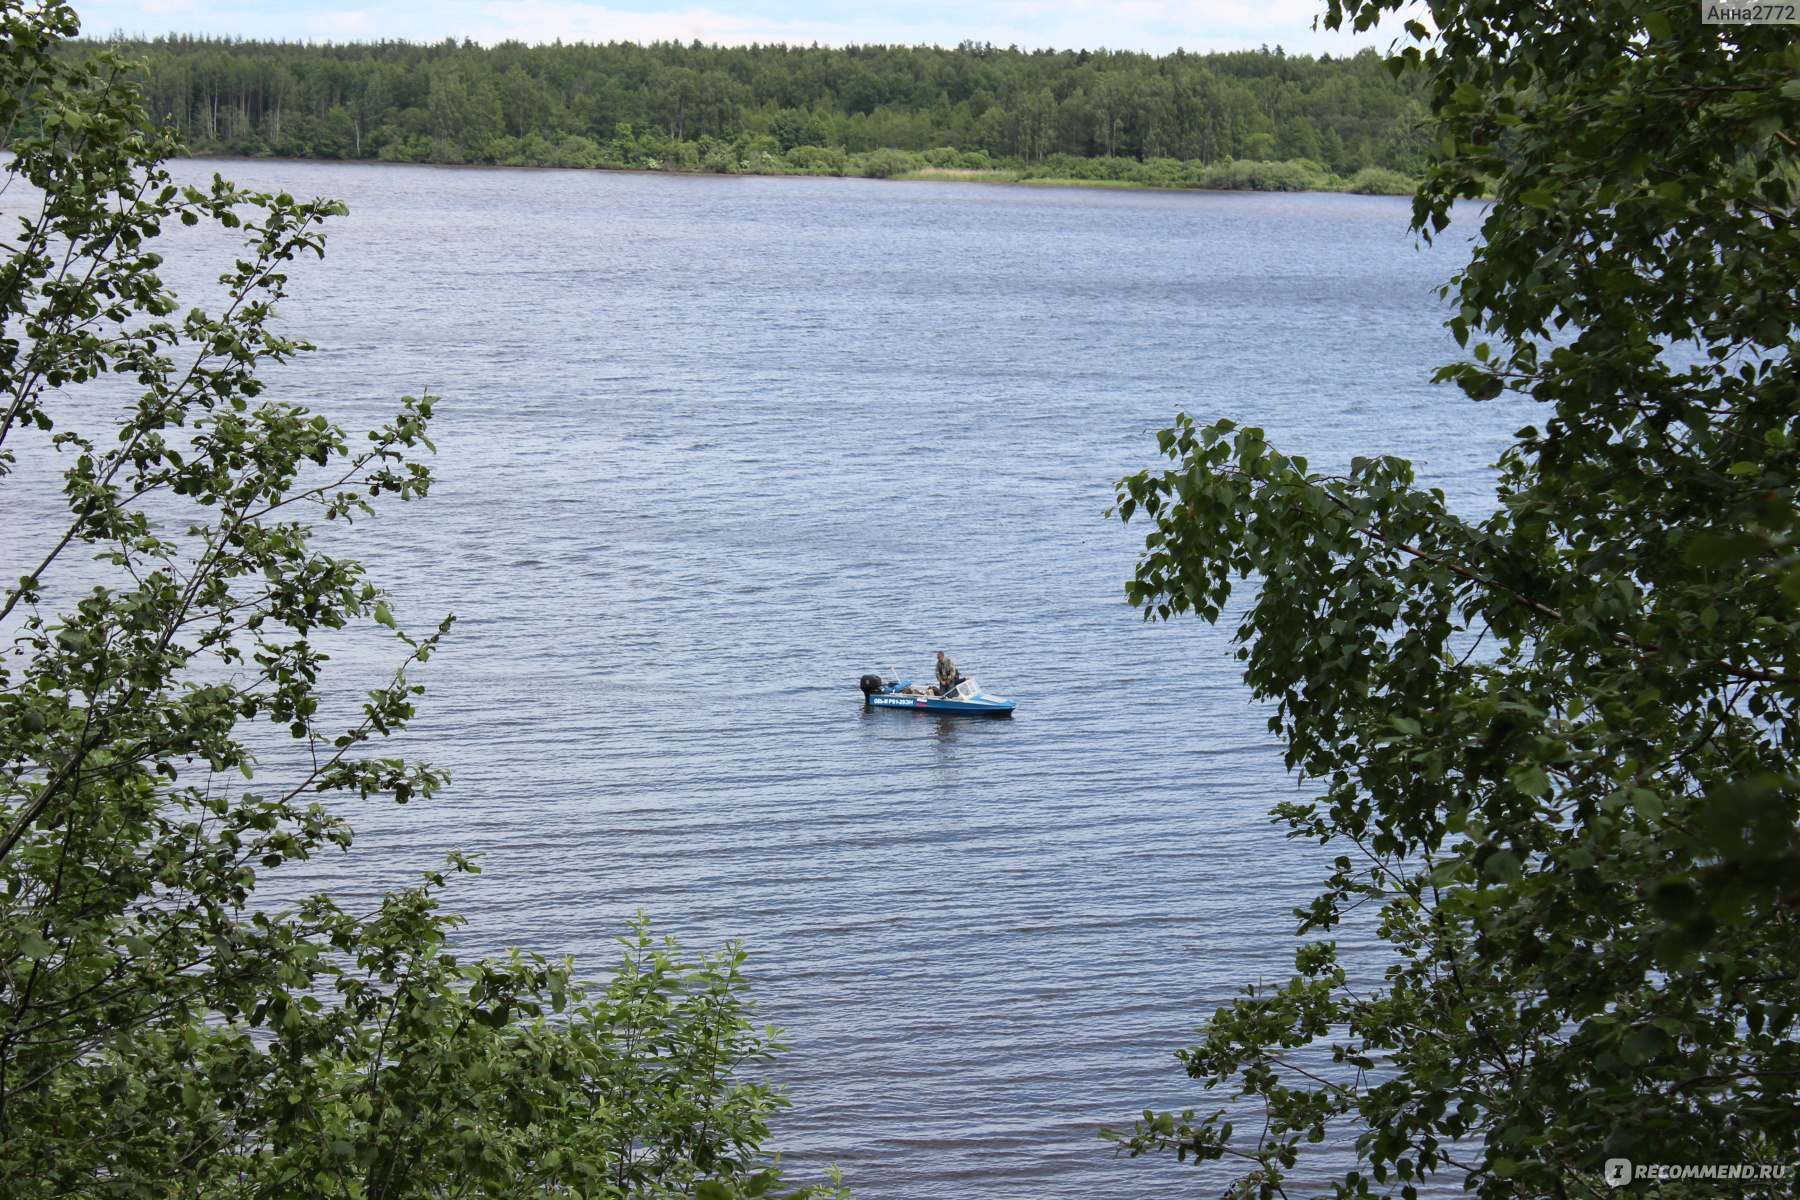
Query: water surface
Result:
<box><xmin>10</xmin><ymin>164</ymin><xmax>1521</xmax><ymax>1197</ymax></box>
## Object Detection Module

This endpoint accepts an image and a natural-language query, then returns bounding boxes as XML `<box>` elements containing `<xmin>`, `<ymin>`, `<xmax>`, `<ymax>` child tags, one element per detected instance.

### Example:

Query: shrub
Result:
<box><xmin>784</xmin><ymin>144</ymin><xmax>847</xmax><ymax>174</ymax></box>
<box><xmin>1347</xmin><ymin>165</ymin><xmax>1417</xmax><ymax>194</ymax></box>
<box><xmin>859</xmin><ymin>147</ymin><xmax>917</xmax><ymax>178</ymax></box>
<box><xmin>1200</xmin><ymin>158</ymin><xmax>1330</xmax><ymax>192</ymax></box>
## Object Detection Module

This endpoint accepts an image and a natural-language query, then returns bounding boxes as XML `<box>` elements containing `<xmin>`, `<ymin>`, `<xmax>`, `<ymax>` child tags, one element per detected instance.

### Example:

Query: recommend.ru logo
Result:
<box><xmin>1602</xmin><ymin>1156</ymin><xmax>1792</xmax><ymax>1187</ymax></box>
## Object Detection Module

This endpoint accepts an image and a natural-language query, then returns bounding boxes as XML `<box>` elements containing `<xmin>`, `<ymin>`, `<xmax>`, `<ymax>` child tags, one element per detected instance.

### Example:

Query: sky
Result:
<box><xmin>69</xmin><ymin>0</ymin><xmax>1412</xmax><ymax>56</ymax></box>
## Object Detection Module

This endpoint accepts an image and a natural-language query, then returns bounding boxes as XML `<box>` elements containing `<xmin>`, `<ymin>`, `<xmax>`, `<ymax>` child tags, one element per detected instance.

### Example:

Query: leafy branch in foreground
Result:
<box><xmin>1109</xmin><ymin>2</ymin><xmax>1800</xmax><ymax>1196</ymax></box>
<box><xmin>1</xmin><ymin>3</ymin><xmax>832</xmax><ymax>1196</ymax></box>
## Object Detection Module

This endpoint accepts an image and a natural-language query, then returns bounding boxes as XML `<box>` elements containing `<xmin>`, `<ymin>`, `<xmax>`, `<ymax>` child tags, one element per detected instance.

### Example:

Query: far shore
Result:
<box><xmin>176</xmin><ymin>151</ymin><xmax>1419</xmax><ymax>199</ymax></box>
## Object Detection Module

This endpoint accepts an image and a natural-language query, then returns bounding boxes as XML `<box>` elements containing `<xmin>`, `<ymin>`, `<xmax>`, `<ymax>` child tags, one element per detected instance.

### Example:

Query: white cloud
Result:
<box><xmin>471</xmin><ymin>2</ymin><xmax>868</xmax><ymax>46</ymax></box>
<box><xmin>464</xmin><ymin>0</ymin><xmax>1411</xmax><ymax>53</ymax></box>
<box><xmin>74</xmin><ymin>0</ymin><xmax>1429</xmax><ymax>53</ymax></box>
<box><xmin>308</xmin><ymin>9</ymin><xmax>375</xmax><ymax>36</ymax></box>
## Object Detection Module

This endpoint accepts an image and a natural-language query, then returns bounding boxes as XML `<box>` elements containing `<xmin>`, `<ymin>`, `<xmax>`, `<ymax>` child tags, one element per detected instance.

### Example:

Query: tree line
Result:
<box><xmin>72</xmin><ymin>35</ymin><xmax>1428</xmax><ymax>187</ymax></box>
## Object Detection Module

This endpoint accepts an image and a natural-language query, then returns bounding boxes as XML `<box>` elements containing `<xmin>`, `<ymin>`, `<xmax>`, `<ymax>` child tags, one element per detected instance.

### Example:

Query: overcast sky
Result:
<box><xmin>71</xmin><ymin>0</ymin><xmax>1411</xmax><ymax>56</ymax></box>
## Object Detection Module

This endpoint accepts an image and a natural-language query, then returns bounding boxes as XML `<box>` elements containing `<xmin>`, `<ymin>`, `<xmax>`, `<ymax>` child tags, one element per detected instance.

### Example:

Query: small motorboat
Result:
<box><xmin>858</xmin><ymin>673</ymin><xmax>1015</xmax><ymax>717</ymax></box>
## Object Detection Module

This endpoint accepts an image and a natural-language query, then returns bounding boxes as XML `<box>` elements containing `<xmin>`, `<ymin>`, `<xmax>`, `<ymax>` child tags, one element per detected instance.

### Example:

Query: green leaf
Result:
<box><xmin>1509</xmin><ymin>765</ymin><xmax>1550</xmax><ymax>797</ymax></box>
<box><xmin>1698</xmin><ymin>778</ymin><xmax>1795</xmax><ymax>861</ymax></box>
<box><xmin>1684</xmin><ymin>534</ymin><xmax>1764</xmax><ymax>566</ymax></box>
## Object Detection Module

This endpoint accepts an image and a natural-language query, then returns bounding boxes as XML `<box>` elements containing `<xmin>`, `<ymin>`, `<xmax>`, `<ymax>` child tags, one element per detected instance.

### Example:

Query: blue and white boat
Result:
<box><xmin>859</xmin><ymin>673</ymin><xmax>1015</xmax><ymax>717</ymax></box>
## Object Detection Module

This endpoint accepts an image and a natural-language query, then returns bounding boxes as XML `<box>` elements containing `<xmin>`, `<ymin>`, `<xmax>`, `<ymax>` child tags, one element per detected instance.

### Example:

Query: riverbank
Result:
<box><xmin>181</xmin><ymin>147</ymin><xmax>1418</xmax><ymax>197</ymax></box>
<box><xmin>894</xmin><ymin>155</ymin><xmax>1415</xmax><ymax>194</ymax></box>
<box><xmin>896</xmin><ymin>162</ymin><xmax>1416</xmax><ymax>194</ymax></box>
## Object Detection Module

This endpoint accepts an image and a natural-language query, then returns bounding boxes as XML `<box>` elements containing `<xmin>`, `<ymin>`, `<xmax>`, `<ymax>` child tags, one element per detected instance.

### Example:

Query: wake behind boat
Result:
<box><xmin>858</xmin><ymin>673</ymin><xmax>1015</xmax><ymax>717</ymax></box>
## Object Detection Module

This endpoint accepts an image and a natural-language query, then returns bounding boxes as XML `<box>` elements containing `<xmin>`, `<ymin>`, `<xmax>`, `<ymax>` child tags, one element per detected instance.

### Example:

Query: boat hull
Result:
<box><xmin>864</xmin><ymin>690</ymin><xmax>1014</xmax><ymax>717</ymax></box>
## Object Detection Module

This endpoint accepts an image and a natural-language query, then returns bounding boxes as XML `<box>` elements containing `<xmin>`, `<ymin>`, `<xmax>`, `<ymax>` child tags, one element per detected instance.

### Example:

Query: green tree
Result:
<box><xmin>0</xmin><ymin>6</ymin><xmax>833</xmax><ymax>1196</ymax></box>
<box><xmin>79</xmin><ymin>34</ymin><xmax>1429</xmax><ymax>179</ymax></box>
<box><xmin>317</xmin><ymin>103</ymin><xmax>357</xmax><ymax>157</ymax></box>
<box><xmin>769</xmin><ymin>107</ymin><xmax>829</xmax><ymax>152</ymax></box>
<box><xmin>426</xmin><ymin>61</ymin><xmax>501</xmax><ymax>150</ymax></box>
<box><xmin>1110</xmin><ymin>1</ymin><xmax>1800</xmax><ymax>1196</ymax></box>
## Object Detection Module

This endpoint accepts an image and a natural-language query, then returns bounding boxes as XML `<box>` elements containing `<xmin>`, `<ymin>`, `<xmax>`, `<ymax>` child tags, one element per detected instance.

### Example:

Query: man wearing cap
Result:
<box><xmin>935</xmin><ymin>650</ymin><xmax>963</xmax><ymax>696</ymax></box>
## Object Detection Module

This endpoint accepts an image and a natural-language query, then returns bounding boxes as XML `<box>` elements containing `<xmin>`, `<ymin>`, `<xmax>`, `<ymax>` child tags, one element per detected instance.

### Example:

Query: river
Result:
<box><xmin>10</xmin><ymin>162</ymin><xmax>1527</xmax><ymax>1197</ymax></box>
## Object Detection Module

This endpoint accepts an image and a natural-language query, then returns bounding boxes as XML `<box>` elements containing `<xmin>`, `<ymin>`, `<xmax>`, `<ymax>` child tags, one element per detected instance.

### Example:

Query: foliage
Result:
<box><xmin>781</xmin><ymin>144</ymin><xmax>847</xmax><ymax>176</ymax></box>
<box><xmin>1002</xmin><ymin>153</ymin><xmax>1337</xmax><ymax>192</ymax></box>
<box><xmin>0</xmin><ymin>5</ymin><xmax>830</xmax><ymax>1196</ymax></box>
<box><xmin>1109</xmin><ymin>0</ymin><xmax>1800</xmax><ymax>1196</ymax></box>
<box><xmin>857</xmin><ymin>147</ymin><xmax>916</xmax><ymax>179</ymax></box>
<box><xmin>1193</xmin><ymin>157</ymin><xmax>1331</xmax><ymax>193</ymax></box>
<box><xmin>54</xmin><ymin>34</ymin><xmax>1428</xmax><ymax>181</ymax></box>
<box><xmin>1344</xmin><ymin>166</ymin><xmax>1412</xmax><ymax>195</ymax></box>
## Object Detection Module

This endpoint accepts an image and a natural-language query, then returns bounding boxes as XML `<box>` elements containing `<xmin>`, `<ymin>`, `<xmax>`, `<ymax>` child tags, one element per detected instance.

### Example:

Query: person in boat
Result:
<box><xmin>935</xmin><ymin>650</ymin><xmax>965</xmax><ymax>696</ymax></box>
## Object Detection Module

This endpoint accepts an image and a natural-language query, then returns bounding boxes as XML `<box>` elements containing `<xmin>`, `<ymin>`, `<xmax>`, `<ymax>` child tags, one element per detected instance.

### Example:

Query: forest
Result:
<box><xmin>75</xmin><ymin>36</ymin><xmax>1430</xmax><ymax>191</ymax></box>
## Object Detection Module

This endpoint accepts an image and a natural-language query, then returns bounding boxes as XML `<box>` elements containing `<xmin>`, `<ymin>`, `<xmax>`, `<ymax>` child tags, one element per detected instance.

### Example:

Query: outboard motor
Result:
<box><xmin>858</xmin><ymin>673</ymin><xmax>885</xmax><ymax>696</ymax></box>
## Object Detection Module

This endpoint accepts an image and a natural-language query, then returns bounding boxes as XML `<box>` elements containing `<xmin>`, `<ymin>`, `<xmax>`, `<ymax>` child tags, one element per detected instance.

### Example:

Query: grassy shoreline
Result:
<box><xmin>179</xmin><ymin>150</ymin><xmax>1418</xmax><ymax>197</ymax></box>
